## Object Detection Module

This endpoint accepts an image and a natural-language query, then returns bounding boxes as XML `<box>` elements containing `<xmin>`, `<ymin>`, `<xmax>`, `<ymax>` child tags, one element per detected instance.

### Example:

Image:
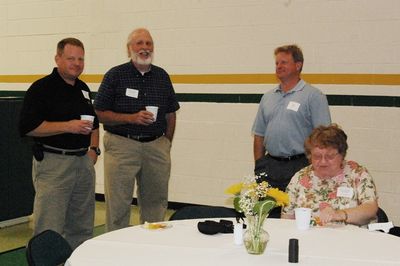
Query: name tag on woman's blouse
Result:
<box><xmin>337</xmin><ymin>187</ymin><xmax>353</xmax><ymax>198</ymax></box>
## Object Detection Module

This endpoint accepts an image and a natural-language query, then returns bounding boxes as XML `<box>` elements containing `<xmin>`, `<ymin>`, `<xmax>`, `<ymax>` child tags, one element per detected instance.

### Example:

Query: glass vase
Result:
<box><xmin>243</xmin><ymin>215</ymin><xmax>269</xmax><ymax>255</ymax></box>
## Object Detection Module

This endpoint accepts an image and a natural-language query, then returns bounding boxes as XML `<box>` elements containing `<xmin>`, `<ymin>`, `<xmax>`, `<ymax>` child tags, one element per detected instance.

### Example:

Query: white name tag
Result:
<box><xmin>287</xmin><ymin>101</ymin><xmax>300</xmax><ymax>112</ymax></box>
<box><xmin>126</xmin><ymin>88</ymin><xmax>139</xmax><ymax>98</ymax></box>
<box><xmin>81</xmin><ymin>90</ymin><xmax>90</xmax><ymax>100</ymax></box>
<box><xmin>337</xmin><ymin>186</ymin><xmax>353</xmax><ymax>198</ymax></box>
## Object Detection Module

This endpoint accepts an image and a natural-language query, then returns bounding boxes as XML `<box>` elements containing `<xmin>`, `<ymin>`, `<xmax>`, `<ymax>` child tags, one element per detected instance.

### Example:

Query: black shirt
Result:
<box><xmin>94</xmin><ymin>62</ymin><xmax>180</xmax><ymax>136</ymax></box>
<box><xmin>19</xmin><ymin>68</ymin><xmax>99</xmax><ymax>149</ymax></box>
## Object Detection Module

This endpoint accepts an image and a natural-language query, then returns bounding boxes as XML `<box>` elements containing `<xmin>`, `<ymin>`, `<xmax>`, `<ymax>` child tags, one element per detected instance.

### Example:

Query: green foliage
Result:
<box><xmin>233</xmin><ymin>197</ymin><xmax>242</xmax><ymax>212</ymax></box>
<box><xmin>254</xmin><ymin>199</ymin><xmax>276</xmax><ymax>216</ymax></box>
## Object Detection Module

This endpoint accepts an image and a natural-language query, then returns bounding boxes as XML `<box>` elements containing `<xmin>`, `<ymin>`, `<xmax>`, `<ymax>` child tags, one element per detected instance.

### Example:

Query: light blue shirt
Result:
<box><xmin>252</xmin><ymin>80</ymin><xmax>331</xmax><ymax>157</ymax></box>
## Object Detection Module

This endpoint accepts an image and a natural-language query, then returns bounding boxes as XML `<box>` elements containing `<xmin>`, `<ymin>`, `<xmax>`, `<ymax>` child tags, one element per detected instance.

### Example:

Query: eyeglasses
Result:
<box><xmin>311</xmin><ymin>152</ymin><xmax>339</xmax><ymax>161</ymax></box>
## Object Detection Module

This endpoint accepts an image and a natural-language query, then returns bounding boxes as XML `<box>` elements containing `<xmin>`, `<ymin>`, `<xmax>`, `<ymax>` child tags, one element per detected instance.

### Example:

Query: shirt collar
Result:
<box><xmin>51</xmin><ymin>67</ymin><xmax>80</xmax><ymax>87</ymax></box>
<box><xmin>274</xmin><ymin>79</ymin><xmax>306</xmax><ymax>94</ymax></box>
<box><xmin>130</xmin><ymin>61</ymin><xmax>152</xmax><ymax>75</ymax></box>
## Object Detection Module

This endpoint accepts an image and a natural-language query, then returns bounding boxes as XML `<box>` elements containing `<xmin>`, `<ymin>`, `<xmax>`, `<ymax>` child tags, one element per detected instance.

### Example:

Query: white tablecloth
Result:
<box><xmin>66</xmin><ymin>218</ymin><xmax>400</xmax><ymax>266</ymax></box>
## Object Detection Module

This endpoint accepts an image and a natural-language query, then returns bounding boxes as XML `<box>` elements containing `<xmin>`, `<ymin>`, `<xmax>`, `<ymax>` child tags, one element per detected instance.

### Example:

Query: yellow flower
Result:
<box><xmin>225</xmin><ymin>175</ymin><xmax>289</xmax><ymax>216</ymax></box>
<box><xmin>266</xmin><ymin>188</ymin><xmax>289</xmax><ymax>207</ymax></box>
<box><xmin>224</xmin><ymin>182</ymin><xmax>243</xmax><ymax>195</ymax></box>
<box><xmin>249</xmin><ymin>182</ymin><xmax>258</xmax><ymax>188</ymax></box>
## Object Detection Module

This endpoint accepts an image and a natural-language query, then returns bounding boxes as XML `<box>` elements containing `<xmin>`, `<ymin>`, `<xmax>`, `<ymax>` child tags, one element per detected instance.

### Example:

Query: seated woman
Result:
<box><xmin>281</xmin><ymin>124</ymin><xmax>378</xmax><ymax>226</ymax></box>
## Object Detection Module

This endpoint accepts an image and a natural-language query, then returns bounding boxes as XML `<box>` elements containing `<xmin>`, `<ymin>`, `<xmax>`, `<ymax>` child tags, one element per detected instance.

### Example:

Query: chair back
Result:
<box><xmin>377</xmin><ymin>207</ymin><xmax>389</xmax><ymax>223</ymax></box>
<box><xmin>26</xmin><ymin>229</ymin><xmax>72</xmax><ymax>266</ymax></box>
<box><xmin>169</xmin><ymin>205</ymin><xmax>238</xmax><ymax>221</ymax></box>
<box><xmin>389</xmin><ymin>226</ymin><xmax>400</xmax><ymax>237</ymax></box>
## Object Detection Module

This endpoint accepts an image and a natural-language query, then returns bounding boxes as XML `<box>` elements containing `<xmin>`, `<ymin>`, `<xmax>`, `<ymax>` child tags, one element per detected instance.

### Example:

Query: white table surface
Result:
<box><xmin>66</xmin><ymin>218</ymin><xmax>400</xmax><ymax>266</ymax></box>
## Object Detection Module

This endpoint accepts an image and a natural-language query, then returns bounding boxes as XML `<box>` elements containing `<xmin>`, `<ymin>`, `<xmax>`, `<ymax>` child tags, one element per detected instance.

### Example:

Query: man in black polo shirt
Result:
<box><xmin>94</xmin><ymin>28</ymin><xmax>180</xmax><ymax>231</ymax></box>
<box><xmin>19</xmin><ymin>38</ymin><xmax>99</xmax><ymax>249</ymax></box>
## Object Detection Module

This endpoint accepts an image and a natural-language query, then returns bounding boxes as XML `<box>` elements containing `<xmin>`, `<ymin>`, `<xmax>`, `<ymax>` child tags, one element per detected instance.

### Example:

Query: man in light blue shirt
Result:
<box><xmin>252</xmin><ymin>45</ymin><xmax>331</xmax><ymax>216</ymax></box>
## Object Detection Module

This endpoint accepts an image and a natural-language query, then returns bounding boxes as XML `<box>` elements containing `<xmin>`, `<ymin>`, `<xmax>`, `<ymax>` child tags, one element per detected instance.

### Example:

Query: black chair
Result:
<box><xmin>389</xmin><ymin>226</ymin><xmax>400</xmax><ymax>237</ymax></box>
<box><xmin>169</xmin><ymin>205</ymin><xmax>239</xmax><ymax>221</ymax></box>
<box><xmin>375</xmin><ymin>207</ymin><xmax>400</xmax><ymax>237</ymax></box>
<box><xmin>26</xmin><ymin>229</ymin><xmax>73</xmax><ymax>266</ymax></box>
<box><xmin>377</xmin><ymin>207</ymin><xmax>389</xmax><ymax>223</ymax></box>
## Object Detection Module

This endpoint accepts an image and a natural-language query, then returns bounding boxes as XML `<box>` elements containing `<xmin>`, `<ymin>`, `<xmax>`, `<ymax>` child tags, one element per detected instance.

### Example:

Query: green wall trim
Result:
<box><xmin>177</xmin><ymin>93</ymin><xmax>262</xmax><ymax>103</ymax></box>
<box><xmin>327</xmin><ymin>95</ymin><xmax>400</xmax><ymax>107</ymax></box>
<box><xmin>176</xmin><ymin>94</ymin><xmax>400</xmax><ymax>107</ymax></box>
<box><xmin>1</xmin><ymin>91</ymin><xmax>399</xmax><ymax>107</ymax></box>
<box><xmin>0</xmin><ymin>91</ymin><xmax>26</xmax><ymax>98</ymax></box>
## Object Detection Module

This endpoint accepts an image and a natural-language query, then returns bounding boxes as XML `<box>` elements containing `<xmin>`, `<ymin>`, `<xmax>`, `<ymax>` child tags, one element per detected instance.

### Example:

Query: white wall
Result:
<box><xmin>0</xmin><ymin>0</ymin><xmax>399</xmax><ymax>224</ymax></box>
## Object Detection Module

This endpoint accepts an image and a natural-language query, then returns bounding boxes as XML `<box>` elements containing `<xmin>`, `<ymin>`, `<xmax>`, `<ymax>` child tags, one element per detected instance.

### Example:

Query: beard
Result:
<box><xmin>131</xmin><ymin>49</ymin><xmax>153</xmax><ymax>66</ymax></box>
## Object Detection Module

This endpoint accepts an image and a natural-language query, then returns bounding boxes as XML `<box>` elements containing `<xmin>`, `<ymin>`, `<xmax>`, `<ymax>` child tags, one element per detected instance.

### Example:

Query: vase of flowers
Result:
<box><xmin>243</xmin><ymin>214</ymin><xmax>269</xmax><ymax>254</ymax></box>
<box><xmin>225</xmin><ymin>174</ymin><xmax>289</xmax><ymax>255</ymax></box>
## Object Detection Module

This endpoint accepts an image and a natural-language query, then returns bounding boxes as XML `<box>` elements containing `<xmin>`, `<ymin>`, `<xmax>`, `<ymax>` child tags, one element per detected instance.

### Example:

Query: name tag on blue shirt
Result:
<box><xmin>287</xmin><ymin>101</ymin><xmax>300</xmax><ymax>112</ymax></box>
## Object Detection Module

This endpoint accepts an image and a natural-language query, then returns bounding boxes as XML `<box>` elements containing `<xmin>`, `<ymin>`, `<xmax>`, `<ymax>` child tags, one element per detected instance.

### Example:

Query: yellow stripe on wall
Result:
<box><xmin>0</xmin><ymin>73</ymin><xmax>399</xmax><ymax>85</ymax></box>
<box><xmin>302</xmin><ymin>74</ymin><xmax>400</xmax><ymax>86</ymax></box>
<box><xmin>0</xmin><ymin>75</ymin><xmax>46</xmax><ymax>83</ymax></box>
<box><xmin>170</xmin><ymin>74</ymin><xmax>278</xmax><ymax>84</ymax></box>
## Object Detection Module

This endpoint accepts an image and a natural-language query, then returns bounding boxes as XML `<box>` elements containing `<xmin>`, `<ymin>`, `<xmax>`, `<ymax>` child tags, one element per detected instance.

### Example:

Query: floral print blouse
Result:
<box><xmin>282</xmin><ymin>160</ymin><xmax>377</xmax><ymax>218</ymax></box>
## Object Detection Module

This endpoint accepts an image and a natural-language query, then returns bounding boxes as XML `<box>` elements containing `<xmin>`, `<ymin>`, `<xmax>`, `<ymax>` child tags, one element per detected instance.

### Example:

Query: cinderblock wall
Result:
<box><xmin>1</xmin><ymin>0</ymin><xmax>399</xmax><ymax>224</ymax></box>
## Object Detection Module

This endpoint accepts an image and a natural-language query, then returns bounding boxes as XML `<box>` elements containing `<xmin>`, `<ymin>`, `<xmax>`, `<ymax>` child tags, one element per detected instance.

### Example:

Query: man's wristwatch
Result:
<box><xmin>89</xmin><ymin>146</ymin><xmax>101</xmax><ymax>156</ymax></box>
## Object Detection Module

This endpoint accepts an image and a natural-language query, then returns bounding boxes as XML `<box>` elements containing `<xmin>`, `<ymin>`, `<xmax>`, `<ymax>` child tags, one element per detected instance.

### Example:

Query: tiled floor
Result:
<box><xmin>0</xmin><ymin>201</ymin><xmax>174</xmax><ymax>253</ymax></box>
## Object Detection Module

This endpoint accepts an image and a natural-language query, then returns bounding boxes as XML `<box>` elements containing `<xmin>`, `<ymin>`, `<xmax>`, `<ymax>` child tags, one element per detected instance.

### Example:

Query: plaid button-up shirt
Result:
<box><xmin>94</xmin><ymin>62</ymin><xmax>180</xmax><ymax>136</ymax></box>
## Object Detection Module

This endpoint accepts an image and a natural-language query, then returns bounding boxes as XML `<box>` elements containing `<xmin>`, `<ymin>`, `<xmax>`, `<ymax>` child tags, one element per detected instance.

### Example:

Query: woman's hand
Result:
<box><xmin>319</xmin><ymin>206</ymin><xmax>346</xmax><ymax>225</ymax></box>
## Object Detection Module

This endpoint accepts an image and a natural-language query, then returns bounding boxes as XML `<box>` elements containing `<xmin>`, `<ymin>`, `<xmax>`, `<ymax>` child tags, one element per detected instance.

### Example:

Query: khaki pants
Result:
<box><xmin>32</xmin><ymin>152</ymin><xmax>95</xmax><ymax>250</ymax></box>
<box><xmin>104</xmin><ymin>132</ymin><xmax>171</xmax><ymax>231</ymax></box>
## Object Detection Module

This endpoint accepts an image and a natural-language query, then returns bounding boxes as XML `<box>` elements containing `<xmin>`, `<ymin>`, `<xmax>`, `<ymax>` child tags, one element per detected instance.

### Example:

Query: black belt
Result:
<box><xmin>112</xmin><ymin>132</ymin><xmax>163</xmax><ymax>142</ymax></box>
<box><xmin>268</xmin><ymin>153</ymin><xmax>305</xmax><ymax>161</ymax></box>
<box><xmin>42</xmin><ymin>146</ymin><xmax>88</xmax><ymax>156</ymax></box>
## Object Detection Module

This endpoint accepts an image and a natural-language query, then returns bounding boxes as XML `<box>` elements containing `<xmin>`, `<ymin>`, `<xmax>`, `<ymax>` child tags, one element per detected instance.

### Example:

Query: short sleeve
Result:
<box><xmin>94</xmin><ymin>70</ymin><xmax>117</xmax><ymax>111</ymax></box>
<box><xmin>355</xmin><ymin>166</ymin><xmax>377</xmax><ymax>204</ymax></box>
<box><xmin>309</xmin><ymin>90</ymin><xmax>331</xmax><ymax>128</ymax></box>
<box><xmin>19</xmin><ymin>83</ymin><xmax>46</xmax><ymax>136</ymax></box>
<box><xmin>251</xmin><ymin>95</ymin><xmax>267</xmax><ymax>136</ymax></box>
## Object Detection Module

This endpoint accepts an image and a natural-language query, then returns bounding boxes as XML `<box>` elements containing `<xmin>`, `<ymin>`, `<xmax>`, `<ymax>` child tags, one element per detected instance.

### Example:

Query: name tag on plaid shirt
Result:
<box><xmin>126</xmin><ymin>88</ymin><xmax>139</xmax><ymax>98</ymax></box>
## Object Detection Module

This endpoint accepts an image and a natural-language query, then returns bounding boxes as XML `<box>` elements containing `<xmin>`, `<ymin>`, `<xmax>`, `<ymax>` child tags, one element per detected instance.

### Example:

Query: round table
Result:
<box><xmin>66</xmin><ymin>218</ymin><xmax>400</xmax><ymax>266</ymax></box>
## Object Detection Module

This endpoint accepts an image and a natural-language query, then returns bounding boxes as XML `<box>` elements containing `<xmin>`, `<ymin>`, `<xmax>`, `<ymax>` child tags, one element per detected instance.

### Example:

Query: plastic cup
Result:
<box><xmin>234</xmin><ymin>223</ymin><xmax>243</xmax><ymax>245</ymax></box>
<box><xmin>80</xmin><ymin>115</ymin><xmax>94</xmax><ymax>130</ymax></box>
<box><xmin>295</xmin><ymin>207</ymin><xmax>311</xmax><ymax>230</ymax></box>
<box><xmin>80</xmin><ymin>115</ymin><xmax>94</xmax><ymax>122</ymax></box>
<box><xmin>145</xmin><ymin>106</ymin><xmax>158</xmax><ymax>121</ymax></box>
